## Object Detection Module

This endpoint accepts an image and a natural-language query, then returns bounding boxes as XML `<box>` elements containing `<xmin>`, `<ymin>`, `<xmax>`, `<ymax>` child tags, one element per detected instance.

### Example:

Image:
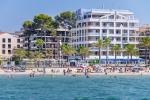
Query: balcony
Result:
<box><xmin>88</xmin><ymin>41</ymin><xmax>97</xmax><ymax>44</ymax></box>
<box><xmin>129</xmin><ymin>40</ymin><xmax>139</xmax><ymax>44</ymax></box>
<box><xmin>87</xmin><ymin>32</ymin><xmax>99</xmax><ymax>36</ymax></box>
<box><xmin>111</xmin><ymin>40</ymin><xmax>122</xmax><ymax>44</ymax></box>
<box><xmin>89</xmin><ymin>47</ymin><xmax>99</xmax><ymax>51</ymax></box>
<box><xmin>102</xmin><ymin>33</ymin><xmax>107</xmax><ymax>36</ymax></box>
<box><xmin>129</xmin><ymin>33</ymin><xmax>138</xmax><ymax>36</ymax></box>
<box><xmin>122</xmin><ymin>40</ymin><xmax>128</xmax><ymax>43</ymax></box>
<box><xmin>122</xmin><ymin>33</ymin><xmax>128</xmax><ymax>36</ymax></box>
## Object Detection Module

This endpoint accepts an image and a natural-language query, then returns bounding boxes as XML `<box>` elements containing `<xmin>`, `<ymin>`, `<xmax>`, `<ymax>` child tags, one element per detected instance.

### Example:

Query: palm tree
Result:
<box><xmin>13</xmin><ymin>49</ymin><xmax>27</xmax><ymax>65</ymax></box>
<box><xmin>140</xmin><ymin>37</ymin><xmax>150</xmax><ymax>65</ymax></box>
<box><xmin>125</xmin><ymin>44</ymin><xmax>137</xmax><ymax>64</ymax></box>
<box><xmin>44</xmin><ymin>48</ymin><xmax>53</xmax><ymax>59</ymax></box>
<box><xmin>111</xmin><ymin>44</ymin><xmax>121</xmax><ymax>66</ymax></box>
<box><xmin>35</xmin><ymin>39</ymin><xmax>44</xmax><ymax>52</ymax></box>
<box><xmin>14</xmin><ymin>49</ymin><xmax>26</xmax><ymax>61</ymax></box>
<box><xmin>61</xmin><ymin>44</ymin><xmax>76</xmax><ymax>62</ymax></box>
<box><xmin>94</xmin><ymin>38</ymin><xmax>103</xmax><ymax>64</ymax></box>
<box><xmin>33</xmin><ymin>51</ymin><xmax>44</xmax><ymax>69</ymax></box>
<box><xmin>78</xmin><ymin>46</ymin><xmax>90</xmax><ymax>62</ymax></box>
<box><xmin>103</xmin><ymin>37</ymin><xmax>111</xmax><ymax>66</ymax></box>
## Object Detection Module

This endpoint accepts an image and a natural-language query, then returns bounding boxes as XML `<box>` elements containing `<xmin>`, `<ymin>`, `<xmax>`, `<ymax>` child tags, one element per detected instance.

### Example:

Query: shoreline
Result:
<box><xmin>0</xmin><ymin>71</ymin><xmax>149</xmax><ymax>76</ymax></box>
<box><xmin>0</xmin><ymin>68</ymin><xmax>150</xmax><ymax>76</ymax></box>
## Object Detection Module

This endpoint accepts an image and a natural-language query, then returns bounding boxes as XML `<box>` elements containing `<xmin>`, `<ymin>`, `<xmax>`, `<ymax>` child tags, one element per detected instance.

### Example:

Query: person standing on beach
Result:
<box><xmin>85</xmin><ymin>69</ymin><xmax>87</xmax><ymax>76</ymax></box>
<box><xmin>63</xmin><ymin>69</ymin><xmax>66</xmax><ymax>75</ymax></box>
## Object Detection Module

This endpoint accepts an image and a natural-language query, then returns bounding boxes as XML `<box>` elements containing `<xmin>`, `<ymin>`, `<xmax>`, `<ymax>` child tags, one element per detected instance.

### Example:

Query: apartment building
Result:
<box><xmin>71</xmin><ymin>8</ymin><xmax>142</xmax><ymax>64</ymax></box>
<box><xmin>0</xmin><ymin>32</ymin><xmax>22</xmax><ymax>59</ymax></box>
<box><xmin>23</xmin><ymin>28</ymin><xmax>70</xmax><ymax>59</ymax></box>
<box><xmin>138</xmin><ymin>25</ymin><xmax>150</xmax><ymax>62</ymax></box>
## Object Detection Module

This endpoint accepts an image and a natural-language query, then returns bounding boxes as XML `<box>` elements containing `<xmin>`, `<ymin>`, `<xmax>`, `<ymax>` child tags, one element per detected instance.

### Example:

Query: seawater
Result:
<box><xmin>0</xmin><ymin>75</ymin><xmax>149</xmax><ymax>100</ymax></box>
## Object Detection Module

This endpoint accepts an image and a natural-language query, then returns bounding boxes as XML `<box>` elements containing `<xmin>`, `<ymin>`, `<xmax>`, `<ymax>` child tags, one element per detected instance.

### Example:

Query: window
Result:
<box><xmin>109</xmin><ymin>22</ymin><xmax>114</xmax><ymax>27</ymax></box>
<box><xmin>8</xmin><ymin>38</ymin><xmax>11</xmax><ymax>43</ymax></box>
<box><xmin>116</xmin><ymin>15</ymin><xmax>121</xmax><ymax>19</ymax></box>
<box><xmin>123</xmin><ymin>30</ymin><xmax>128</xmax><ymax>33</ymax></box>
<box><xmin>8</xmin><ymin>50</ymin><xmax>11</xmax><ymax>54</ymax></box>
<box><xmin>2</xmin><ymin>44</ymin><xmax>5</xmax><ymax>48</ymax></box>
<box><xmin>96</xmin><ymin>22</ymin><xmax>100</xmax><ymax>26</ymax></box>
<box><xmin>2</xmin><ymin>50</ymin><xmax>5</xmax><ymax>54</ymax></box>
<box><xmin>102</xmin><ymin>29</ymin><xmax>107</xmax><ymax>33</ymax></box>
<box><xmin>2</xmin><ymin>38</ymin><xmax>5</xmax><ymax>42</ymax></box>
<box><xmin>129</xmin><ymin>23</ymin><xmax>135</xmax><ymax>27</ymax></box>
<box><xmin>17</xmin><ymin>39</ymin><xmax>20</xmax><ymax>43</ymax></box>
<box><xmin>8</xmin><ymin>44</ymin><xmax>11</xmax><ymax>48</ymax></box>
<box><xmin>102</xmin><ymin>51</ymin><xmax>106</xmax><ymax>56</ymax></box>
<box><xmin>116</xmin><ymin>30</ymin><xmax>121</xmax><ymax>34</ymax></box>
<box><xmin>96</xmin><ymin>29</ymin><xmax>100</xmax><ymax>33</ymax></box>
<box><xmin>123</xmin><ymin>23</ymin><xmax>128</xmax><ymax>27</ymax></box>
<box><xmin>17</xmin><ymin>45</ymin><xmax>20</xmax><ymax>48</ymax></box>
<box><xmin>102</xmin><ymin>22</ymin><xmax>107</xmax><ymax>27</ymax></box>
<box><xmin>109</xmin><ymin>15</ymin><xmax>114</xmax><ymax>19</ymax></box>
<box><xmin>88</xmin><ymin>29</ymin><xmax>92</xmax><ymax>33</ymax></box>
<box><xmin>109</xmin><ymin>30</ymin><xmax>114</xmax><ymax>34</ymax></box>
<box><xmin>116</xmin><ymin>37</ymin><xmax>121</xmax><ymax>41</ymax></box>
<box><xmin>103</xmin><ymin>37</ymin><xmax>106</xmax><ymax>40</ymax></box>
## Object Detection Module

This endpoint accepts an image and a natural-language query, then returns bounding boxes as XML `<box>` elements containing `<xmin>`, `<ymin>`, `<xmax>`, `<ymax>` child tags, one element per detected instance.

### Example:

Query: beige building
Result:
<box><xmin>0</xmin><ymin>32</ymin><xmax>22</xmax><ymax>59</ymax></box>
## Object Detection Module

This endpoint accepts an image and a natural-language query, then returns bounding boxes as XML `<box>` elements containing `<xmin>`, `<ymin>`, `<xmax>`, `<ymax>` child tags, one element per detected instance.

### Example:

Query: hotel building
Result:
<box><xmin>23</xmin><ymin>28</ymin><xmax>70</xmax><ymax>59</ymax></box>
<box><xmin>71</xmin><ymin>9</ymin><xmax>142</xmax><ymax>63</ymax></box>
<box><xmin>0</xmin><ymin>32</ymin><xmax>22</xmax><ymax>59</ymax></box>
<box><xmin>138</xmin><ymin>25</ymin><xmax>150</xmax><ymax>62</ymax></box>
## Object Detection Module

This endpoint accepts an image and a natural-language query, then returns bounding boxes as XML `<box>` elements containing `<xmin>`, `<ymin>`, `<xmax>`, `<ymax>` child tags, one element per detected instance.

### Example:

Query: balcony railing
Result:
<box><xmin>122</xmin><ymin>33</ymin><xmax>128</xmax><ymax>36</ymax></box>
<box><xmin>129</xmin><ymin>33</ymin><xmax>137</xmax><ymax>36</ymax></box>
<box><xmin>87</xmin><ymin>32</ymin><xmax>99</xmax><ymax>36</ymax></box>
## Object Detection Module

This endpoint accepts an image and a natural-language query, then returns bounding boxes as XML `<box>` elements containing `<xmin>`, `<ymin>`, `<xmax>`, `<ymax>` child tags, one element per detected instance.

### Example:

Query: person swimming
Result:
<box><xmin>86</xmin><ymin>75</ymin><xmax>90</xmax><ymax>78</ymax></box>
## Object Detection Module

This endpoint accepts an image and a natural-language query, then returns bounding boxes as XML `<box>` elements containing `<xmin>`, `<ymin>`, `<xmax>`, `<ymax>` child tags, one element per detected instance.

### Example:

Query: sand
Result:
<box><xmin>0</xmin><ymin>68</ymin><xmax>149</xmax><ymax>76</ymax></box>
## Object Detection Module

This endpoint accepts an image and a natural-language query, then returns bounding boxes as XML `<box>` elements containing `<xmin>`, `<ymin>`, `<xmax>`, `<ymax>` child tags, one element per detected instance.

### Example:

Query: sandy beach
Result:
<box><xmin>0</xmin><ymin>68</ymin><xmax>150</xmax><ymax>76</ymax></box>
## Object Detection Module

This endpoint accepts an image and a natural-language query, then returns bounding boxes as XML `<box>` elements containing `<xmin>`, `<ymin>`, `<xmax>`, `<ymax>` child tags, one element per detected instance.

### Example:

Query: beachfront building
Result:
<box><xmin>138</xmin><ymin>25</ymin><xmax>150</xmax><ymax>62</ymax></box>
<box><xmin>23</xmin><ymin>28</ymin><xmax>70</xmax><ymax>59</ymax></box>
<box><xmin>71</xmin><ymin>8</ymin><xmax>142</xmax><ymax>64</ymax></box>
<box><xmin>0</xmin><ymin>32</ymin><xmax>22</xmax><ymax>59</ymax></box>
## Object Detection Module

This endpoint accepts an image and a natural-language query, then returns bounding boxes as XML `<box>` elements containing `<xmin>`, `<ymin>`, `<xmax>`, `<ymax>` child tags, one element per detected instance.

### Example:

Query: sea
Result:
<box><xmin>0</xmin><ymin>75</ymin><xmax>150</xmax><ymax>100</ymax></box>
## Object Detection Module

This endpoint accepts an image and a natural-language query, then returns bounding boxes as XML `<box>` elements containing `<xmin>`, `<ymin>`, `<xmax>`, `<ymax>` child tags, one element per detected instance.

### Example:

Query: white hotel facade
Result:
<box><xmin>71</xmin><ymin>9</ymin><xmax>143</xmax><ymax>64</ymax></box>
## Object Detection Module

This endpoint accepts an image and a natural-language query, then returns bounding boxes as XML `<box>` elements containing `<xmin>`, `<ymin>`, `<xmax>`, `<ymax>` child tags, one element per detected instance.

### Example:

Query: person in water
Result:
<box><xmin>86</xmin><ymin>75</ymin><xmax>90</xmax><ymax>78</ymax></box>
<box><xmin>63</xmin><ymin>69</ymin><xmax>66</xmax><ymax>76</ymax></box>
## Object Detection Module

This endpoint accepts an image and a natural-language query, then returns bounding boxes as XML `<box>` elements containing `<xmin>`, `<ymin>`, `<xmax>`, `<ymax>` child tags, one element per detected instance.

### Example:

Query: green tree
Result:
<box><xmin>78</xmin><ymin>46</ymin><xmax>90</xmax><ymax>61</ymax></box>
<box><xmin>140</xmin><ymin>37</ymin><xmax>150</xmax><ymax>65</ymax></box>
<box><xmin>28</xmin><ymin>51</ymin><xmax>35</xmax><ymax>60</ymax></box>
<box><xmin>125</xmin><ymin>44</ymin><xmax>138</xmax><ymax>64</ymax></box>
<box><xmin>33</xmin><ymin>51</ymin><xmax>44</xmax><ymax>68</ymax></box>
<box><xmin>14</xmin><ymin>49</ymin><xmax>26</xmax><ymax>60</ymax></box>
<box><xmin>103</xmin><ymin>37</ymin><xmax>111</xmax><ymax>66</ymax></box>
<box><xmin>94</xmin><ymin>38</ymin><xmax>103</xmax><ymax>64</ymax></box>
<box><xmin>14</xmin><ymin>49</ymin><xmax>26</xmax><ymax>65</ymax></box>
<box><xmin>23</xmin><ymin>21</ymin><xmax>34</xmax><ymax>57</ymax></box>
<box><xmin>33</xmin><ymin>51</ymin><xmax>44</xmax><ymax>60</ymax></box>
<box><xmin>33</xmin><ymin>14</ymin><xmax>57</xmax><ymax>57</ymax></box>
<box><xmin>33</xmin><ymin>14</ymin><xmax>53</xmax><ymax>30</ymax></box>
<box><xmin>61</xmin><ymin>44</ymin><xmax>76</xmax><ymax>62</ymax></box>
<box><xmin>111</xmin><ymin>44</ymin><xmax>121</xmax><ymax>66</ymax></box>
<box><xmin>55</xmin><ymin>11</ymin><xmax>76</xmax><ymax>28</ymax></box>
<box><xmin>44</xmin><ymin>48</ymin><xmax>53</xmax><ymax>59</ymax></box>
<box><xmin>35</xmin><ymin>39</ymin><xmax>44</xmax><ymax>51</ymax></box>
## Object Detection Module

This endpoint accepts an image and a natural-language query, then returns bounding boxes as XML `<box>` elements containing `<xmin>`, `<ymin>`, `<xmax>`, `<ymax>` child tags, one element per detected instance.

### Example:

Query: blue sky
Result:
<box><xmin>0</xmin><ymin>0</ymin><xmax>149</xmax><ymax>32</ymax></box>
